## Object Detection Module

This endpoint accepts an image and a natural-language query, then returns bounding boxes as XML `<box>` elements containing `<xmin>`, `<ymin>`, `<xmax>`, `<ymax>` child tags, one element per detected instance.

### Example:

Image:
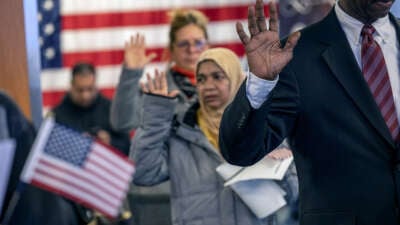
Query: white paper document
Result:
<box><xmin>230</xmin><ymin>180</ymin><xmax>287</xmax><ymax>218</ymax></box>
<box><xmin>0</xmin><ymin>139</ymin><xmax>16</xmax><ymax>213</ymax></box>
<box><xmin>217</xmin><ymin>156</ymin><xmax>293</xmax><ymax>186</ymax></box>
<box><xmin>216</xmin><ymin>156</ymin><xmax>293</xmax><ymax>218</ymax></box>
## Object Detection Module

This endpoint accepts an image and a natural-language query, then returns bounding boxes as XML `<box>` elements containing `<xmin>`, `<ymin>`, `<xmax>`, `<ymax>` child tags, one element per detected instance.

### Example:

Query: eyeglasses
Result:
<box><xmin>174</xmin><ymin>39</ymin><xmax>208</xmax><ymax>50</ymax></box>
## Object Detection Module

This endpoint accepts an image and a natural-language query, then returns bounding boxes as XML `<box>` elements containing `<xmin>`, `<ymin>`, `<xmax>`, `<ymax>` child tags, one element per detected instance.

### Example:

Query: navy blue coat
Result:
<box><xmin>220</xmin><ymin>10</ymin><xmax>400</xmax><ymax>225</ymax></box>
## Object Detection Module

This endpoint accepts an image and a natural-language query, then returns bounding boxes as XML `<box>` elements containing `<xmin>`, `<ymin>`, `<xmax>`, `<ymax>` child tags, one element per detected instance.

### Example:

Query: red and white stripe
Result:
<box><xmin>41</xmin><ymin>0</ymin><xmax>271</xmax><ymax>113</ymax></box>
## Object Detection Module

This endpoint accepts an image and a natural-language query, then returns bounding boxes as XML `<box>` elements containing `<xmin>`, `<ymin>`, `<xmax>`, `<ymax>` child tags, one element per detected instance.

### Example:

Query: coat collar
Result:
<box><xmin>62</xmin><ymin>92</ymin><xmax>102</xmax><ymax>111</ymax></box>
<box><xmin>174</xmin><ymin>102</ymin><xmax>222</xmax><ymax>162</ymax></box>
<box><xmin>318</xmin><ymin>10</ymin><xmax>399</xmax><ymax>148</ymax></box>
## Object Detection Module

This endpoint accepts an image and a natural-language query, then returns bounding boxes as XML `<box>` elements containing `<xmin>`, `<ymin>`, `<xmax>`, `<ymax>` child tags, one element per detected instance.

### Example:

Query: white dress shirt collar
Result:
<box><xmin>334</xmin><ymin>2</ymin><xmax>392</xmax><ymax>45</ymax></box>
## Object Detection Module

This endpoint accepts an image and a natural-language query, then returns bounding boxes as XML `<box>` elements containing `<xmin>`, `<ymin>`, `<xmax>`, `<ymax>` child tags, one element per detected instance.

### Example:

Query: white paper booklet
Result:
<box><xmin>217</xmin><ymin>156</ymin><xmax>293</xmax><ymax>186</ymax></box>
<box><xmin>230</xmin><ymin>180</ymin><xmax>287</xmax><ymax>218</ymax></box>
<box><xmin>216</xmin><ymin>156</ymin><xmax>293</xmax><ymax>218</ymax></box>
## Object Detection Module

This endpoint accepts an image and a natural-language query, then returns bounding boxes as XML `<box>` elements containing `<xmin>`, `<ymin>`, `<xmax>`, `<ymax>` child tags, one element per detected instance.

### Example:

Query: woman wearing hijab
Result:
<box><xmin>131</xmin><ymin>48</ymin><xmax>297</xmax><ymax>225</ymax></box>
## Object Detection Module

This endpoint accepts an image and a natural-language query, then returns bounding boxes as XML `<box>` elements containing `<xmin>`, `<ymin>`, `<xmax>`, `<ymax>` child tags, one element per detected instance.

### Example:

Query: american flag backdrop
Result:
<box><xmin>38</xmin><ymin>0</ymin><xmax>272</xmax><ymax>113</ymax></box>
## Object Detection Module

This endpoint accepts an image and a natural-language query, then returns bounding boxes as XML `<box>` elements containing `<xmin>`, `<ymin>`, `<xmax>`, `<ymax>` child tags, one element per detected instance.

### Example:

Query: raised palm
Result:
<box><xmin>237</xmin><ymin>0</ymin><xmax>300</xmax><ymax>80</ymax></box>
<box><xmin>124</xmin><ymin>33</ymin><xmax>157</xmax><ymax>69</ymax></box>
<box><xmin>140</xmin><ymin>69</ymin><xmax>180</xmax><ymax>98</ymax></box>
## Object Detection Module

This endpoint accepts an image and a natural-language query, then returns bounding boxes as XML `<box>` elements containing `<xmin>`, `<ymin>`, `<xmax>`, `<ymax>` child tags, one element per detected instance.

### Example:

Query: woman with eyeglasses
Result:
<box><xmin>109</xmin><ymin>9</ymin><xmax>210</xmax><ymax>225</ymax></box>
<box><xmin>110</xmin><ymin>9</ymin><xmax>210</xmax><ymax>133</ymax></box>
<box><xmin>131</xmin><ymin>48</ymin><xmax>298</xmax><ymax>225</ymax></box>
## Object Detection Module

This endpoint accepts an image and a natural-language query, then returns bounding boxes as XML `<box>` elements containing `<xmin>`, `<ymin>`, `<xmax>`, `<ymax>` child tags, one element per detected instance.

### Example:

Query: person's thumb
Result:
<box><xmin>146</xmin><ymin>53</ymin><xmax>157</xmax><ymax>63</ymax></box>
<box><xmin>168</xmin><ymin>90</ymin><xmax>180</xmax><ymax>98</ymax></box>
<box><xmin>283</xmin><ymin>31</ymin><xmax>301</xmax><ymax>52</ymax></box>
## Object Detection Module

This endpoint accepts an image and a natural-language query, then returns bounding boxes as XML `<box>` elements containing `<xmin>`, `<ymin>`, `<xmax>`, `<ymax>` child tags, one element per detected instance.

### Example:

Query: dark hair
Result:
<box><xmin>168</xmin><ymin>9</ymin><xmax>209</xmax><ymax>50</ymax></box>
<box><xmin>71</xmin><ymin>62</ymin><xmax>96</xmax><ymax>79</ymax></box>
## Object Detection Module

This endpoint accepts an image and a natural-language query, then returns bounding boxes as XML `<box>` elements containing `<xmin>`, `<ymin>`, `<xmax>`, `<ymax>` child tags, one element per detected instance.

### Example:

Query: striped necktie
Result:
<box><xmin>361</xmin><ymin>24</ymin><xmax>400</xmax><ymax>141</ymax></box>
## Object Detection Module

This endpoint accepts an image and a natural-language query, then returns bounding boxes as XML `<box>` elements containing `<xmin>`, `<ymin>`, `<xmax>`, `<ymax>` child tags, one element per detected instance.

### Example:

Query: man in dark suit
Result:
<box><xmin>219</xmin><ymin>0</ymin><xmax>400</xmax><ymax>225</ymax></box>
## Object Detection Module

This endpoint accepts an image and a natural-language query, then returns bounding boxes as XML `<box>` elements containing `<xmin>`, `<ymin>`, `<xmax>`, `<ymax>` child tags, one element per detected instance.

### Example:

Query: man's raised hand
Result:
<box><xmin>236</xmin><ymin>0</ymin><xmax>300</xmax><ymax>80</ymax></box>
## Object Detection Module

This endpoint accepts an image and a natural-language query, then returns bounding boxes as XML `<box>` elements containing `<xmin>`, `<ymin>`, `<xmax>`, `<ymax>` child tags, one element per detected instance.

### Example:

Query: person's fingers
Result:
<box><xmin>140</xmin><ymin>81</ymin><xmax>149</xmax><ymax>93</ymax></box>
<box><xmin>125</xmin><ymin>38</ymin><xmax>132</xmax><ymax>50</ymax></box>
<box><xmin>133</xmin><ymin>34</ymin><xmax>138</xmax><ymax>47</ymax></box>
<box><xmin>283</xmin><ymin>31</ymin><xmax>301</xmax><ymax>52</ymax></box>
<box><xmin>146</xmin><ymin>73</ymin><xmax>155</xmax><ymax>92</ymax></box>
<box><xmin>255</xmin><ymin>0</ymin><xmax>267</xmax><ymax>32</ymax></box>
<box><xmin>266</xmin><ymin>147</ymin><xmax>293</xmax><ymax>159</ymax></box>
<box><xmin>276</xmin><ymin>148</ymin><xmax>293</xmax><ymax>159</ymax></box>
<box><xmin>276</xmin><ymin>153</ymin><xmax>285</xmax><ymax>159</ymax></box>
<box><xmin>132</xmin><ymin>34</ymin><xmax>137</xmax><ymax>46</ymax></box>
<box><xmin>160</xmin><ymin>70</ymin><xmax>167</xmax><ymax>91</ymax></box>
<box><xmin>139</xmin><ymin>33</ymin><xmax>145</xmax><ymax>47</ymax></box>
<box><xmin>278</xmin><ymin>147</ymin><xmax>290</xmax><ymax>153</ymax></box>
<box><xmin>284</xmin><ymin>149</ymin><xmax>293</xmax><ymax>157</ymax></box>
<box><xmin>248</xmin><ymin>6</ymin><xmax>259</xmax><ymax>37</ymax></box>
<box><xmin>267</xmin><ymin>153</ymin><xmax>279</xmax><ymax>160</ymax></box>
<box><xmin>168</xmin><ymin>90</ymin><xmax>180</xmax><ymax>98</ymax></box>
<box><xmin>154</xmin><ymin>69</ymin><xmax>162</xmax><ymax>90</ymax></box>
<box><xmin>236</xmin><ymin>22</ymin><xmax>250</xmax><ymax>45</ymax></box>
<box><xmin>268</xmin><ymin>1</ymin><xmax>279</xmax><ymax>32</ymax></box>
<box><xmin>146</xmin><ymin>53</ymin><xmax>157</xmax><ymax>64</ymax></box>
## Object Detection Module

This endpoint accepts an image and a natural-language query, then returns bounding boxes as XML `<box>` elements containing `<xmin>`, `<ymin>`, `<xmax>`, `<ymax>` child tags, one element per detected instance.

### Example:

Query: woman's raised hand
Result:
<box><xmin>140</xmin><ymin>69</ymin><xmax>180</xmax><ymax>98</ymax></box>
<box><xmin>124</xmin><ymin>33</ymin><xmax>157</xmax><ymax>69</ymax></box>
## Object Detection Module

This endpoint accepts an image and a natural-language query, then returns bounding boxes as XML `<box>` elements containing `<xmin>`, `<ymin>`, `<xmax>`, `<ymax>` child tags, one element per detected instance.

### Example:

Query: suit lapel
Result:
<box><xmin>319</xmin><ymin>10</ymin><xmax>395</xmax><ymax>148</ymax></box>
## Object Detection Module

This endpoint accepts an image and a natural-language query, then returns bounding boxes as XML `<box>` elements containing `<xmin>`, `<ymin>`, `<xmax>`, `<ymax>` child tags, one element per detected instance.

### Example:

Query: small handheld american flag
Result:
<box><xmin>20</xmin><ymin>118</ymin><xmax>135</xmax><ymax>218</ymax></box>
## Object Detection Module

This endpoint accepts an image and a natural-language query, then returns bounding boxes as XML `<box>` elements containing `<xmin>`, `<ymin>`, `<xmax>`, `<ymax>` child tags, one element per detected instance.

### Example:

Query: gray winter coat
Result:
<box><xmin>131</xmin><ymin>94</ymin><xmax>297</xmax><ymax>225</ymax></box>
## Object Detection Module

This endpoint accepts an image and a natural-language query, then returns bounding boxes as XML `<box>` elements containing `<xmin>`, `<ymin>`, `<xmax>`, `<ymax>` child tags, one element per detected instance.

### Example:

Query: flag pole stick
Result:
<box><xmin>1</xmin><ymin>182</ymin><xmax>26</xmax><ymax>225</ymax></box>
